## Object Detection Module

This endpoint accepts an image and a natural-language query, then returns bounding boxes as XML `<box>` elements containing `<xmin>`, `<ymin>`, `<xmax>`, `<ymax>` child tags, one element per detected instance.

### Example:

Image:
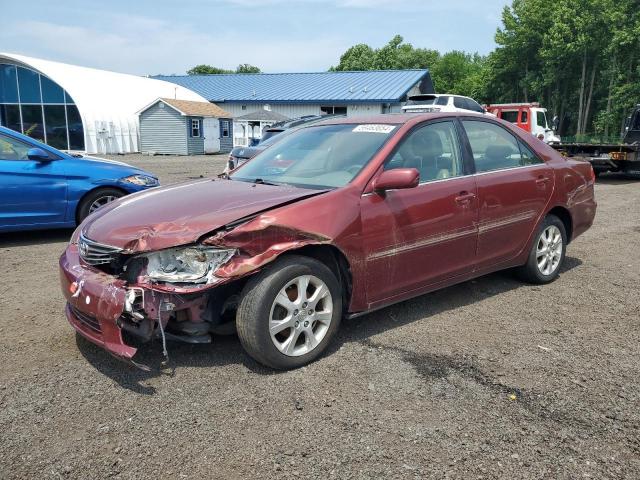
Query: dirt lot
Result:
<box><xmin>1</xmin><ymin>154</ymin><xmax>639</xmax><ymax>479</ymax></box>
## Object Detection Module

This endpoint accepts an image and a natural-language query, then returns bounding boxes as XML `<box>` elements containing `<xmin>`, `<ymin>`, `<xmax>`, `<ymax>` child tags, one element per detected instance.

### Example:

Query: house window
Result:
<box><xmin>320</xmin><ymin>106</ymin><xmax>347</xmax><ymax>115</ymax></box>
<box><xmin>241</xmin><ymin>105</ymin><xmax>247</xmax><ymax>110</ymax></box>
<box><xmin>221</xmin><ymin>120</ymin><xmax>230</xmax><ymax>137</ymax></box>
<box><xmin>191</xmin><ymin>119</ymin><xmax>200</xmax><ymax>137</ymax></box>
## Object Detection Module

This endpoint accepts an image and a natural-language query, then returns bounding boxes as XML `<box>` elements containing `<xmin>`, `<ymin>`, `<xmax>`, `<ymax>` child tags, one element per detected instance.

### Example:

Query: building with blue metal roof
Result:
<box><xmin>155</xmin><ymin>69</ymin><xmax>433</xmax><ymax>146</ymax></box>
<box><xmin>155</xmin><ymin>69</ymin><xmax>433</xmax><ymax>118</ymax></box>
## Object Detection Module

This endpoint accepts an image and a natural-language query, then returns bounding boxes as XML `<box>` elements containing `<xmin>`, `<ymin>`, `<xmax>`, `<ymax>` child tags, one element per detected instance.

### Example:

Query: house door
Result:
<box><xmin>203</xmin><ymin>118</ymin><xmax>220</xmax><ymax>153</ymax></box>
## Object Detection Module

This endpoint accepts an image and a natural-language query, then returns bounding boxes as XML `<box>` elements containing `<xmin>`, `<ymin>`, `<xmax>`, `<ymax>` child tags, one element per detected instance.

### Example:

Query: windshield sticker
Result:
<box><xmin>352</xmin><ymin>124</ymin><xmax>396</xmax><ymax>134</ymax></box>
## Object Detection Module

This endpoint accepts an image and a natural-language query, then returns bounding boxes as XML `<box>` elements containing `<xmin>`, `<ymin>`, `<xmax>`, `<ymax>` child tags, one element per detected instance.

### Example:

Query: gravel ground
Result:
<box><xmin>0</xmin><ymin>155</ymin><xmax>639</xmax><ymax>479</ymax></box>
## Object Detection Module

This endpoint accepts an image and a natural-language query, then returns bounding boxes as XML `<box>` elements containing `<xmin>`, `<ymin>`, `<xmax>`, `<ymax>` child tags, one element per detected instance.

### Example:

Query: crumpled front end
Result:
<box><xmin>59</xmin><ymin>215</ymin><xmax>341</xmax><ymax>369</ymax></box>
<box><xmin>60</xmin><ymin>245</ymin><xmax>136</xmax><ymax>362</ymax></box>
<box><xmin>60</xmin><ymin>242</ymin><xmax>222</xmax><ymax>370</ymax></box>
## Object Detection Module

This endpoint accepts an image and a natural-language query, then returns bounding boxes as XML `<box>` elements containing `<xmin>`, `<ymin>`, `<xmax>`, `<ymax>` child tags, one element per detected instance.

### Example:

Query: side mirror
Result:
<box><xmin>27</xmin><ymin>147</ymin><xmax>52</xmax><ymax>161</ymax></box>
<box><xmin>373</xmin><ymin>168</ymin><xmax>420</xmax><ymax>192</ymax></box>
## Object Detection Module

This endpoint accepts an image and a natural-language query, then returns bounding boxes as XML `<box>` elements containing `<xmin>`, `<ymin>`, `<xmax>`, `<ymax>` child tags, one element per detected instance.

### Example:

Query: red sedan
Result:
<box><xmin>60</xmin><ymin>113</ymin><xmax>596</xmax><ymax>369</ymax></box>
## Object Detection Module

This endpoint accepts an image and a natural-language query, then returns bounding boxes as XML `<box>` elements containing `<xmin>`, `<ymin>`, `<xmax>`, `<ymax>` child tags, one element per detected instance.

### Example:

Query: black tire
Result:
<box><xmin>516</xmin><ymin>214</ymin><xmax>567</xmax><ymax>284</ymax></box>
<box><xmin>236</xmin><ymin>255</ymin><xmax>342</xmax><ymax>369</ymax></box>
<box><xmin>77</xmin><ymin>188</ymin><xmax>124</xmax><ymax>224</ymax></box>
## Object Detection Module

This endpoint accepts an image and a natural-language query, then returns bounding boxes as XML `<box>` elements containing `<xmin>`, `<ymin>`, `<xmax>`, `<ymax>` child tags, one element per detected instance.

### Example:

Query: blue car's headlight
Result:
<box><xmin>120</xmin><ymin>174</ymin><xmax>159</xmax><ymax>187</ymax></box>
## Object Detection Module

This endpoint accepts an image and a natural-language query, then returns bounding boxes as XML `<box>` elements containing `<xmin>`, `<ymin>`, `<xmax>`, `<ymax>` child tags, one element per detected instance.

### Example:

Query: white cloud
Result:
<box><xmin>0</xmin><ymin>15</ymin><xmax>349</xmax><ymax>75</ymax></box>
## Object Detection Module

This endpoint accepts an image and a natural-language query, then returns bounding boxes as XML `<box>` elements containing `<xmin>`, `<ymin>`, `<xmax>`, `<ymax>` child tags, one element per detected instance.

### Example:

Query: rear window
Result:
<box><xmin>501</xmin><ymin>111</ymin><xmax>519</xmax><ymax>123</ymax></box>
<box><xmin>407</xmin><ymin>95</ymin><xmax>438</xmax><ymax>106</ymax></box>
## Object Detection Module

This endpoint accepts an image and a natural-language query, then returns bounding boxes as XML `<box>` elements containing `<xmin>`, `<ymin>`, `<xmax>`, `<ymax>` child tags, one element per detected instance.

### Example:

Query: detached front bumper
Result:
<box><xmin>59</xmin><ymin>244</ymin><xmax>137</xmax><ymax>361</ymax></box>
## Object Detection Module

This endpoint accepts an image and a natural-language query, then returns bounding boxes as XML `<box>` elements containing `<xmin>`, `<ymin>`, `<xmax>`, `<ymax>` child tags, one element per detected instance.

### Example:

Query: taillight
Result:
<box><xmin>589</xmin><ymin>166</ymin><xmax>596</xmax><ymax>182</ymax></box>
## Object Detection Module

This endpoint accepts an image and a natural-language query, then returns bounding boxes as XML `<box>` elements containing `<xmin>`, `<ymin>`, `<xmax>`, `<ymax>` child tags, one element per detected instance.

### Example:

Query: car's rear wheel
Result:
<box><xmin>517</xmin><ymin>214</ymin><xmax>567</xmax><ymax>284</ymax></box>
<box><xmin>77</xmin><ymin>188</ymin><xmax>124</xmax><ymax>223</ymax></box>
<box><xmin>236</xmin><ymin>255</ymin><xmax>342</xmax><ymax>369</ymax></box>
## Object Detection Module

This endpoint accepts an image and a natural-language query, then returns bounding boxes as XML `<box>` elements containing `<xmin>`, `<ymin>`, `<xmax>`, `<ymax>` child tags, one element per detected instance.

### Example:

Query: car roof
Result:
<box><xmin>308</xmin><ymin>111</ymin><xmax>486</xmax><ymax>126</ymax></box>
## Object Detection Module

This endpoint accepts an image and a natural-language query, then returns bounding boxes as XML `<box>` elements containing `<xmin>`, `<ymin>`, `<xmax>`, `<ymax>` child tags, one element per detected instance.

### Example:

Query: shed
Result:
<box><xmin>233</xmin><ymin>108</ymin><xmax>290</xmax><ymax>147</ymax></box>
<box><xmin>138</xmin><ymin>98</ymin><xmax>233</xmax><ymax>155</ymax></box>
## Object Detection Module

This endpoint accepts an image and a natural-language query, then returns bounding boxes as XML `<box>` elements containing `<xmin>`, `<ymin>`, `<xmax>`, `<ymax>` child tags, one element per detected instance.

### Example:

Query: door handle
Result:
<box><xmin>536</xmin><ymin>175</ymin><xmax>550</xmax><ymax>186</ymax></box>
<box><xmin>455</xmin><ymin>191</ymin><xmax>476</xmax><ymax>205</ymax></box>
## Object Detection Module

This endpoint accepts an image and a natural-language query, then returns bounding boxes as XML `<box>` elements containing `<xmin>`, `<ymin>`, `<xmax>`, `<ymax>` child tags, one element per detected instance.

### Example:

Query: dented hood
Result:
<box><xmin>82</xmin><ymin>178</ymin><xmax>324</xmax><ymax>252</ymax></box>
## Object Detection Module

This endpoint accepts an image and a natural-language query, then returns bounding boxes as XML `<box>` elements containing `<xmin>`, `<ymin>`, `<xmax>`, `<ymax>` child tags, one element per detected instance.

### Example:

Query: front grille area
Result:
<box><xmin>78</xmin><ymin>234</ymin><xmax>122</xmax><ymax>266</ymax></box>
<box><xmin>69</xmin><ymin>304</ymin><xmax>102</xmax><ymax>333</ymax></box>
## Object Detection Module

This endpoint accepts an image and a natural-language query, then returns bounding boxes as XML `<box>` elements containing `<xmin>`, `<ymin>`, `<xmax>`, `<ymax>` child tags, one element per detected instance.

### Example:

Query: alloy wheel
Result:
<box><xmin>536</xmin><ymin>225</ymin><xmax>563</xmax><ymax>276</ymax></box>
<box><xmin>88</xmin><ymin>195</ymin><xmax>117</xmax><ymax>214</ymax></box>
<box><xmin>269</xmin><ymin>275</ymin><xmax>333</xmax><ymax>357</ymax></box>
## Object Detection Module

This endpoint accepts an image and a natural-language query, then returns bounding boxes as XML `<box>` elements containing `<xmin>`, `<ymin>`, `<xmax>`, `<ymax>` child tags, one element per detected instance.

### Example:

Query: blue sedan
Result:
<box><xmin>0</xmin><ymin>126</ymin><xmax>159</xmax><ymax>232</ymax></box>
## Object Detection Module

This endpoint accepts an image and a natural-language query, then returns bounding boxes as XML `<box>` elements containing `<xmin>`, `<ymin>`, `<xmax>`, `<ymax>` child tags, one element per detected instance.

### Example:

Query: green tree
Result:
<box><xmin>187</xmin><ymin>64</ymin><xmax>262</xmax><ymax>75</ymax></box>
<box><xmin>236</xmin><ymin>64</ymin><xmax>261</xmax><ymax>74</ymax></box>
<box><xmin>187</xmin><ymin>64</ymin><xmax>233</xmax><ymax>75</ymax></box>
<box><xmin>430</xmin><ymin>51</ymin><xmax>488</xmax><ymax>99</ymax></box>
<box><xmin>332</xmin><ymin>35</ymin><xmax>439</xmax><ymax>71</ymax></box>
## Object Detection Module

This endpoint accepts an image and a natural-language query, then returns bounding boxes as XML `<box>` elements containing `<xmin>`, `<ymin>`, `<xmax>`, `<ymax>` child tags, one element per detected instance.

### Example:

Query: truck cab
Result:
<box><xmin>486</xmin><ymin>103</ymin><xmax>560</xmax><ymax>144</ymax></box>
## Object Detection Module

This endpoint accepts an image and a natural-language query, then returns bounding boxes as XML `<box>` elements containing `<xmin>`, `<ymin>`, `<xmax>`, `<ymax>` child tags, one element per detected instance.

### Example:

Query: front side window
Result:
<box><xmin>0</xmin><ymin>134</ymin><xmax>30</xmax><ymax>160</ymax></box>
<box><xmin>453</xmin><ymin>97</ymin><xmax>466</xmax><ymax>109</ymax></box>
<box><xmin>521</xmin><ymin>111</ymin><xmax>528</xmax><ymax>123</ymax></box>
<box><xmin>463</xmin><ymin>120</ymin><xmax>530</xmax><ymax>173</ymax></box>
<box><xmin>191</xmin><ymin>119</ymin><xmax>200</xmax><ymax>137</ymax></box>
<box><xmin>230</xmin><ymin>123</ymin><xmax>397</xmax><ymax>189</ymax></box>
<box><xmin>385</xmin><ymin>121</ymin><xmax>463</xmax><ymax>183</ymax></box>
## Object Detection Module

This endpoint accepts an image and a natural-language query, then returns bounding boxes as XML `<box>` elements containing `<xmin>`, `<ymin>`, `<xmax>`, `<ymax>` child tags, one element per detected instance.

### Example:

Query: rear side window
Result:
<box><xmin>453</xmin><ymin>97</ymin><xmax>466</xmax><ymax>109</ymax></box>
<box><xmin>0</xmin><ymin>134</ymin><xmax>30</xmax><ymax>160</ymax></box>
<box><xmin>501</xmin><ymin>111</ymin><xmax>519</xmax><ymax>123</ymax></box>
<box><xmin>463</xmin><ymin>120</ymin><xmax>536</xmax><ymax>173</ymax></box>
<box><xmin>519</xmin><ymin>141</ymin><xmax>543</xmax><ymax>165</ymax></box>
<box><xmin>436</xmin><ymin>96</ymin><xmax>449</xmax><ymax>106</ymax></box>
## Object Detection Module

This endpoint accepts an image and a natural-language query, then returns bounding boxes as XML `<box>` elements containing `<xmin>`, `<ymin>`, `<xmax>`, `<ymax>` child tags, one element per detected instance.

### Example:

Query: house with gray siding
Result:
<box><xmin>154</xmin><ymin>70</ymin><xmax>435</xmax><ymax>137</ymax></box>
<box><xmin>138</xmin><ymin>98</ymin><xmax>233</xmax><ymax>155</ymax></box>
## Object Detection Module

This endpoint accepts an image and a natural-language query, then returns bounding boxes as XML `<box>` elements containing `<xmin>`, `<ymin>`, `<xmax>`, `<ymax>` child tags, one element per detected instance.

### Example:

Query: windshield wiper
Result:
<box><xmin>252</xmin><ymin>178</ymin><xmax>281</xmax><ymax>186</ymax></box>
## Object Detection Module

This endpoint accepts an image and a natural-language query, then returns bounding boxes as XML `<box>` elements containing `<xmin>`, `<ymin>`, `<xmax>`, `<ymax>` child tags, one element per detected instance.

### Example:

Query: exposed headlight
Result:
<box><xmin>143</xmin><ymin>247</ymin><xmax>235</xmax><ymax>284</ymax></box>
<box><xmin>120</xmin><ymin>174</ymin><xmax>159</xmax><ymax>187</ymax></box>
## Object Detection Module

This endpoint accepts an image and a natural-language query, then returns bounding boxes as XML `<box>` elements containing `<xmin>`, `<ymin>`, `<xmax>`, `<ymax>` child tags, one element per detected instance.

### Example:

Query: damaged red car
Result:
<box><xmin>60</xmin><ymin>113</ymin><xmax>596</xmax><ymax>369</ymax></box>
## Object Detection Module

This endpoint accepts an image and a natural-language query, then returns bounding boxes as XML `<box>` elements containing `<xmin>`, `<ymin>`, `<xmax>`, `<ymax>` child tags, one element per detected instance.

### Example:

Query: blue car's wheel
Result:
<box><xmin>77</xmin><ymin>188</ymin><xmax>124</xmax><ymax>224</ymax></box>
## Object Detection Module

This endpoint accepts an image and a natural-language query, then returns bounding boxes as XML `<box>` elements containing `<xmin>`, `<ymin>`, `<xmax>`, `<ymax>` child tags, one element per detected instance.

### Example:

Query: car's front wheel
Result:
<box><xmin>77</xmin><ymin>188</ymin><xmax>124</xmax><ymax>224</ymax></box>
<box><xmin>517</xmin><ymin>214</ymin><xmax>567</xmax><ymax>284</ymax></box>
<box><xmin>236</xmin><ymin>255</ymin><xmax>342</xmax><ymax>369</ymax></box>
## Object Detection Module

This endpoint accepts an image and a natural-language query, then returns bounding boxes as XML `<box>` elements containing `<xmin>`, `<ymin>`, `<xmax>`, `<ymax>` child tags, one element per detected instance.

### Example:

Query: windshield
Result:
<box><xmin>536</xmin><ymin>111</ymin><xmax>548</xmax><ymax>128</ymax></box>
<box><xmin>230</xmin><ymin>123</ymin><xmax>397</xmax><ymax>189</ymax></box>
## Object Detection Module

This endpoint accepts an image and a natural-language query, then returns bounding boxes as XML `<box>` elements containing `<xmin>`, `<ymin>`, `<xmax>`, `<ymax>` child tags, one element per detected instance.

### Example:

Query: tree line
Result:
<box><xmin>332</xmin><ymin>1</ymin><xmax>640</xmax><ymax>138</ymax></box>
<box><xmin>188</xmin><ymin>0</ymin><xmax>640</xmax><ymax>137</ymax></box>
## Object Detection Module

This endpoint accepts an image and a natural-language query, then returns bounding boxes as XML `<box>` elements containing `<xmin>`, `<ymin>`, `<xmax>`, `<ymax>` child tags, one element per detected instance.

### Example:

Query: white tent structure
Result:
<box><xmin>0</xmin><ymin>53</ymin><xmax>207</xmax><ymax>154</ymax></box>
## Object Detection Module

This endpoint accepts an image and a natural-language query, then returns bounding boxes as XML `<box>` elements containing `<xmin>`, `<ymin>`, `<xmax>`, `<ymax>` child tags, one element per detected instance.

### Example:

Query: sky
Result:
<box><xmin>1</xmin><ymin>0</ymin><xmax>509</xmax><ymax>76</ymax></box>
